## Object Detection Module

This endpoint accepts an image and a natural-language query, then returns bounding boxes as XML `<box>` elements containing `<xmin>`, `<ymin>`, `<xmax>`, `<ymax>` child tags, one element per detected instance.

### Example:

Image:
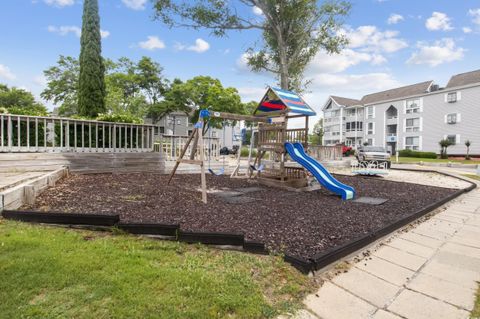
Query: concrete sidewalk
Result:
<box><xmin>298</xmin><ymin>188</ymin><xmax>480</xmax><ymax>319</ymax></box>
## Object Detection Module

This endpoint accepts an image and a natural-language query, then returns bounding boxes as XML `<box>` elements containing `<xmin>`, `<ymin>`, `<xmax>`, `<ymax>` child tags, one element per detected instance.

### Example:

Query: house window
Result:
<box><xmin>367</xmin><ymin>122</ymin><xmax>374</xmax><ymax>135</ymax></box>
<box><xmin>177</xmin><ymin>120</ymin><xmax>181</xmax><ymax>125</ymax></box>
<box><xmin>405</xmin><ymin>136</ymin><xmax>420</xmax><ymax>150</ymax></box>
<box><xmin>405</xmin><ymin>118</ymin><xmax>420</xmax><ymax>132</ymax></box>
<box><xmin>367</xmin><ymin>138</ymin><xmax>373</xmax><ymax>145</ymax></box>
<box><xmin>447</xmin><ymin>135</ymin><xmax>456</xmax><ymax>145</ymax></box>
<box><xmin>406</xmin><ymin>99</ymin><xmax>421</xmax><ymax>113</ymax></box>
<box><xmin>447</xmin><ymin>92</ymin><xmax>457</xmax><ymax>103</ymax></box>
<box><xmin>366</xmin><ymin>106</ymin><xmax>374</xmax><ymax>119</ymax></box>
<box><xmin>447</xmin><ymin>113</ymin><xmax>457</xmax><ymax>124</ymax></box>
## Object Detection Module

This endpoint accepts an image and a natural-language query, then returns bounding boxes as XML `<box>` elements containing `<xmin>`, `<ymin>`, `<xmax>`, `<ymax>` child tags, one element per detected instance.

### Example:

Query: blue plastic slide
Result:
<box><xmin>285</xmin><ymin>142</ymin><xmax>355</xmax><ymax>200</ymax></box>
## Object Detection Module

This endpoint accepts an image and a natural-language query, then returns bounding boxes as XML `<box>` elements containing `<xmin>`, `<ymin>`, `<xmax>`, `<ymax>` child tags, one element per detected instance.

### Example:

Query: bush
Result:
<box><xmin>0</xmin><ymin>106</ymin><xmax>8</xmax><ymax>114</ymax></box>
<box><xmin>240</xmin><ymin>146</ymin><xmax>257</xmax><ymax>158</ymax></box>
<box><xmin>96</xmin><ymin>113</ymin><xmax>143</xmax><ymax>124</ymax></box>
<box><xmin>398</xmin><ymin>149</ymin><xmax>437</xmax><ymax>159</ymax></box>
<box><xmin>342</xmin><ymin>145</ymin><xmax>354</xmax><ymax>157</ymax></box>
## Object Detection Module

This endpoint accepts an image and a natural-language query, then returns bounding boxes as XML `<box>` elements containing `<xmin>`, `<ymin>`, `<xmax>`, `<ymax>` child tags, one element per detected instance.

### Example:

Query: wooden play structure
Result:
<box><xmin>168</xmin><ymin>87</ymin><xmax>317</xmax><ymax>203</ymax></box>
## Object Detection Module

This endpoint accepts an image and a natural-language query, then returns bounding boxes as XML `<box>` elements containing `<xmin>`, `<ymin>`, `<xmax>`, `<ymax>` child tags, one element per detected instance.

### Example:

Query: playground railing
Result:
<box><xmin>0</xmin><ymin>114</ymin><xmax>155</xmax><ymax>153</ymax></box>
<box><xmin>309</xmin><ymin>145</ymin><xmax>343</xmax><ymax>161</ymax></box>
<box><xmin>156</xmin><ymin>135</ymin><xmax>220</xmax><ymax>161</ymax></box>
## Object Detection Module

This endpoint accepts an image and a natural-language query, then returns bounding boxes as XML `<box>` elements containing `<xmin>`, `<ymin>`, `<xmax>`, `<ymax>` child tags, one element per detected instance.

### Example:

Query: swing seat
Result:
<box><xmin>249</xmin><ymin>164</ymin><xmax>264</xmax><ymax>172</ymax></box>
<box><xmin>208</xmin><ymin>168</ymin><xmax>225</xmax><ymax>176</ymax></box>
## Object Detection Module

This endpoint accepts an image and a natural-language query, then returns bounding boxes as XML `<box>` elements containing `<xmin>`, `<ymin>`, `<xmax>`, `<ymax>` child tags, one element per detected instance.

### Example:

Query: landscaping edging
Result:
<box><xmin>1</xmin><ymin>168</ymin><xmax>475</xmax><ymax>274</ymax></box>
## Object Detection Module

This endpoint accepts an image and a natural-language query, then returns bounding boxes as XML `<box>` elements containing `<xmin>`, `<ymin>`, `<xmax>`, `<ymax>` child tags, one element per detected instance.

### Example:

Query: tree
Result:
<box><xmin>0</xmin><ymin>84</ymin><xmax>47</xmax><ymax>116</ymax></box>
<box><xmin>42</xmin><ymin>56</ymin><xmax>79</xmax><ymax>116</ymax></box>
<box><xmin>78</xmin><ymin>0</ymin><xmax>106</xmax><ymax>117</ymax></box>
<box><xmin>309</xmin><ymin>118</ymin><xmax>324</xmax><ymax>145</ymax></box>
<box><xmin>465</xmin><ymin>140</ymin><xmax>472</xmax><ymax>160</ymax></box>
<box><xmin>42</xmin><ymin>56</ymin><xmax>166</xmax><ymax>118</ymax></box>
<box><xmin>439</xmin><ymin>139</ymin><xmax>453</xmax><ymax>159</ymax></box>
<box><xmin>152</xmin><ymin>0</ymin><xmax>350</xmax><ymax>91</ymax></box>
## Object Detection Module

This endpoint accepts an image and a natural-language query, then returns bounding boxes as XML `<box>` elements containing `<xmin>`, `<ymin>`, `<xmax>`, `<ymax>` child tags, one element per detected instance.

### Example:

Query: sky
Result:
<box><xmin>1</xmin><ymin>0</ymin><xmax>480</xmax><ymax>127</ymax></box>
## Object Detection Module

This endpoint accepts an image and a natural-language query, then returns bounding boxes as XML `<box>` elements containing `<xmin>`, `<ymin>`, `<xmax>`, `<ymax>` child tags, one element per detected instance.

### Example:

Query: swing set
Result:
<box><xmin>167</xmin><ymin>87</ymin><xmax>316</xmax><ymax>203</ymax></box>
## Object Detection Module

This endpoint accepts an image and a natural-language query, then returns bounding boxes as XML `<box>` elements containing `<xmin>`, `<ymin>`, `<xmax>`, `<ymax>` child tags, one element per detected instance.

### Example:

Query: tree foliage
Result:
<box><xmin>42</xmin><ymin>56</ymin><xmax>167</xmax><ymax>119</ymax></box>
<box><xmin>309</xmin><ymin>118</ymin><xmax>324</xmax><ymax>145</ymax></box>
<box><xmin>42</xmin><ymin>56</ymin><xmax>79</xmax><ymax>116</ymax></box>
<box><xmin>439</xmin><ymin>139</ymin><xmax>453</xmax><ymax>159</ymax></box>
<box><xmin>78</xmin><ymin>0</ymin><xmax>106</xmax><ymax>117</ymax></box>
<box><xmin>152</xmin><ymin>0</ymin><xmax>350</xmax><ymax>91</ymax></box>
<box><xmin>0</xmin><ymin>84</ymin><xmax>48</xmax><ymax>116</ymax></box>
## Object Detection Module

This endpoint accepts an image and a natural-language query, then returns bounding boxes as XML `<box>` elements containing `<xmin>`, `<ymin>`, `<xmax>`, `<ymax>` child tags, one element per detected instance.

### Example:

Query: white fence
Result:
<box><xmin>0</xmin><ymin>114</ymin><xmax>223</xmax><ymax>163</ymax></box>
<box><xmin>0</xmin><ymin>114</ymin><xmax>155</xmax><ymax>153</ymax></box>
<box><xmin>155</xmin><ymin>135</ymin><xmax>220</xmax><ymax>161</ymax></box>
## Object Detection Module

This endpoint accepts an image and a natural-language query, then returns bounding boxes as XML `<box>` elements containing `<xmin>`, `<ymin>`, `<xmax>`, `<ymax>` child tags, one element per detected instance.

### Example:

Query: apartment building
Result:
<box><xmin>322</xmin><ymin>69</ymin><xmax>480</xmax><ymax>155</ymax></box>
<box><xmin>146</xmin><ymin>111</ymin><xmax>242</xmax><ymax>149</ymax></box>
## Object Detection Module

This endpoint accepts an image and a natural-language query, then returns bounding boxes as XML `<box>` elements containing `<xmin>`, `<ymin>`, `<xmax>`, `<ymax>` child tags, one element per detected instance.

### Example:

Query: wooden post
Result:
<box><xmin>305</xmin><ymin>115</ymin><xmax>309</xmax><ymax>149</ymax></box>
<box><xmin>198</xmin><ymin>127</ymin><xmax>207</xmax><ymax>204</ymax></box>
<box><xmin>24</xmin><ymin>185</ymin><xmax>36</xmax><ymax>206</ymax></box>
<box><xmin>167</xmin><ymin>128</ymin><xmax>197</xmax><ymax>185</ymax></box>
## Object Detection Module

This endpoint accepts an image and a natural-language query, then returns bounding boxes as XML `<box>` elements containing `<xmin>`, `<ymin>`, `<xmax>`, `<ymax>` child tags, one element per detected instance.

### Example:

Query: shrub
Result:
<box><xmin>240</xmin><ymin>146</ymin><xmax>257</xmax><ymax>158</ymax></box>
<box><xmin>398</xmin><ymin>149</ymin><xmax>437</xmax><ymax>159</ymax></box>
<box><xmin>342</xmin><ymin>145</ymin><xmax>354</xmax><ymax>157</ymax></box>
<box><xmin>96</xmin><ymin>113</ymin><xmax>143</xmax><ymax>124</ymax></box>
<box><xmin>0</xmin><ymin>106</ymin><xmax>8</xmax><ymax>114</ymax></box>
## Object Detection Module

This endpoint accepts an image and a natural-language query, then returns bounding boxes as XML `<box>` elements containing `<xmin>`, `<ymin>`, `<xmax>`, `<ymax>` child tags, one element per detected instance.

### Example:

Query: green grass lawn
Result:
<box><xmin>472</xmin><ymin>285</ymin><xmax>480</xmax><ymax>318</ymax></box>
<box><xmin>0</xmin><ymin>220</ymin><xmax>314</xmax><ymax>319</ymax></box>
<box><xmin>393</xmin><ymin>157</ymin><xmax>480</xmax><ymax>165</ymax></box>
<box><xmin>462</xmin><ymin>174</ymin><xmax>480</xmax><ymax>181</ymax></box>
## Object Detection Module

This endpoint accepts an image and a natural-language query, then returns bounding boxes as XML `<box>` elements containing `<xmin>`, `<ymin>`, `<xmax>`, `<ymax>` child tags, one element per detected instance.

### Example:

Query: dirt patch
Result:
<box><xmin>25</xmin><ymin>173</ymin><xmax>457</xmax><ymax>260</ymax></box>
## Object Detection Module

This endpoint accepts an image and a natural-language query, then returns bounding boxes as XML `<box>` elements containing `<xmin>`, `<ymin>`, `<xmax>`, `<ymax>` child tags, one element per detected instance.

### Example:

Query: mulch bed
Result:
<box><xmin>25</xmin><ymin>173</ymin><xmax>457</xmax><ymax>260</ymax></box>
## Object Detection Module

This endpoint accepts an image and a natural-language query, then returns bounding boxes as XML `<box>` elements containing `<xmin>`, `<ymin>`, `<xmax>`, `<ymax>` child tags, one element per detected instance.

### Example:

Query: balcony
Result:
<box><xmin>386</xmin><ymin>133</ymin><xmax>397</xmax><ymax>143</ymax></box>
<box><xmin>386</xmin><ymin>116</ymin><xmax>398</xmax><ymax>125</ymax></box>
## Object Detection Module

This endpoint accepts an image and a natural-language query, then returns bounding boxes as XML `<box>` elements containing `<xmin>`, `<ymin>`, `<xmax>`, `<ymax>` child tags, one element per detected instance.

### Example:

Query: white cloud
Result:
<box><xmin>100</xmin><ymin>30</ymin><xmax>110</xmax><ymax>39</ymax></box>
<box><xmin>138</xmin><ymin>36</ymin><xmax>166</xmax><ymax>50</ymax></box>
<box><xmin>310</xmin><ymin>73</ymin><xmax>401</xmax><ymax>91</ymax></box>
<box><xmin>463</xmin><ymin>27</ymin><xmax>473</xmax><ymax>34</ymax></box>
<box><xmin>122</xmin><ymin>0</ymin><xmax>147</xmax><ymax>10</ymax></box>
<box><xmin>425</xmin><ymin>12</ymin><xmax>453</xmax><ymax>31</ymax></box>
<box><xmin>307</xmin><ymin>49</ymin><xmax>380</xmax><ymax>74</ymax></box>
<box><xmin>178</xmin><ymin>38</ymin><xmax>210</xmax><ymax>53</ymax></box>
<box><xmin>252</xmin><ymin>6</ymin><xmax>263</xmax><ymax>16</ymax></box>
<box><xmin>387</xmin><ymin>14</ymin><xmax>404</xmax><ymax>25</ymax></box>
<box><xmin>0</xmin><ymin>64</ymin><xmax>16</xmax><ymax>81</ymax></box>
<box><xmin>469</xmin><ymin>8</ymin><xmax>480</xmax><ymax>25</ymax></box>
<box><xmin>47</xmin><ymin>25</ymin><xmax>109</xmax><ymax>38</ymax></box>
<box><xmin>48</xmin><ymin>25</ymin><xmax>81</xmax><ymax>37</ymax></box>
<box><xmin>44</xmin><ymin>0</ymin><xmax>74</xmax><ymax>7</ymax></box>
<box><xmin>341</xmin><ymin>25</ymin><xmax>408</xmax><ymax>53</ymax></box>
<box><xmin>407</xmin><ymin>38</ymin><xmax>465</xmax><ymax>67</ymax></box>
<box><xmin>33</xmin><ymin>75</ymin><xmax>47</xmax><ymax>87</ymax></box>
<box><xmin>237</xmin><ymin>87</ymin><xmax>266</xmax><ymax>102</ymax></box>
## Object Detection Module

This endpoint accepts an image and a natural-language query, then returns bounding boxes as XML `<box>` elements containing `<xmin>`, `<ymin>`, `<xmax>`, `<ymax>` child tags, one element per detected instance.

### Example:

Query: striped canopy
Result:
<box><xmin>255</xmin><ymin>87</ymin><xmax>316</xmax><ymax>116</ymax></box>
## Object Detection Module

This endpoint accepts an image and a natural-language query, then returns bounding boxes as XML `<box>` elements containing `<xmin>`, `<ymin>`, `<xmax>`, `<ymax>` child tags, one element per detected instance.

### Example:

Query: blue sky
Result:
<box><xmin>1</xmin><ymin>0</ymin><xmax>480</xmax><ymax>125</ymax></box>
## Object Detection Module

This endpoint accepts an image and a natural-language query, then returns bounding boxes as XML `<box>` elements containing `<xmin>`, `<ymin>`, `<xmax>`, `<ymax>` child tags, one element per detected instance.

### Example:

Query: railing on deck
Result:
<box><xmin>154</xmin><ymin>135</ymin><xmax>220</xmax><ymax>161</ymax></box>
<box><xmin>0</xmin><ymin>114</ymin><xmax>155</xmax><ymax>153</ymax></box>
<box><xmin>309</xmin><ymin>145</ymin><xmax>343</xmax><ymax>161</ymax></box>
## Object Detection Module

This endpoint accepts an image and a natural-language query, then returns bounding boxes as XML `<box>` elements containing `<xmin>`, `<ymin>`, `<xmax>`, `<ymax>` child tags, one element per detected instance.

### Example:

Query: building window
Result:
<box><xmin>447</xmin><ymin>113</ymin><xmax>457</xmax><ymax>124</ymax></box>
<box><xmin>366</xmin><ymin>106</ymin><xmax>374</xmax><ymax>119</ymax></box>
<box><xmin>367</xmin><ymin>138</ymin><xmax>373</xmax><ymax>145</ymax></box>
<box><xmin>447</xmin><ymin>92</ymin><xmax>457</xmax><ymax>103</ymax></box>
<box><xmin>345</xmin><ymin>121</ymin><xmax>363</xmax><ymax>132</ymax></box>
<box><xmin>367</xmin><ymin>122</ymin><xmax>374</xmax><ymax>135</ymax></box>
<box><xmin>446</xmin><ymin>135</ymin><xmax>456</xmax><ymax>145</ymax></box>
<box><xmin>406</xmin><ymin>99</ymin><xmax>421</xmax><ymax>113</ymax></box>
<box><xmin>405</xmin><ymin>136</ymin><xmax>420</xmax><ymax>150</ymax></box>
<box><xmin>405</xmin><ymin>118</ymin><xmax>420</xmax><ymax>132</ymax></box>
<box><xmin>177</xmin><ymin>120</ymin><xmax>181</xmax><ymax>125</ymax></box>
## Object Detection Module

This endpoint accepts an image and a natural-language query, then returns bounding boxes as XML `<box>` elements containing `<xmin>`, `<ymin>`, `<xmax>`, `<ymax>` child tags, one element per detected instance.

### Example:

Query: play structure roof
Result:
<box><xmin>255</xmin><ymin>87</ymin><xmax>316</xmax><ymax>116</ymax></box>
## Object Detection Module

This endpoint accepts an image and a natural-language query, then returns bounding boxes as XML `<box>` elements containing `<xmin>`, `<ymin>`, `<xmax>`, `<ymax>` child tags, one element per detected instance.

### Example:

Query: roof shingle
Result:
<box><xmin>361</xmin><ymin>81</ymin><xmax>433</xmax><ymax>105</ymax></box>
<box><xmin>330</xmin><ymin>96</ymin><xmax>362</xmax><ymax>107</ymax></box>
<box><xmin>446</xmin><ymin>69</ymin><xmax>480</xmax><ymax>88</ymax></box>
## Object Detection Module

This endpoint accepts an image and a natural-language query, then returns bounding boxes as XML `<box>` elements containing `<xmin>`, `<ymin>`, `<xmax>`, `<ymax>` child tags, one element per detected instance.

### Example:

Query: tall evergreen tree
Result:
<box><xmin>78</xmin><ymin>0</ymin><xmax>106</xmax><ymax>117</ymax></box>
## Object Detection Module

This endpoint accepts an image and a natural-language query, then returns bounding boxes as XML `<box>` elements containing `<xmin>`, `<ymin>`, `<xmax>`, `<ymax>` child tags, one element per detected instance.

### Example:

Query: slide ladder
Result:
<box><xmin>285</xmin><ymin>142</ymin><xmax>355</xmax><ymax>200</ymax></box>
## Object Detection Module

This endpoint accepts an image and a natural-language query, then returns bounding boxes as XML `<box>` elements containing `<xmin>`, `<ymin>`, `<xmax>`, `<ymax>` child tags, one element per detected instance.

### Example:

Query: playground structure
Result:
<box><xmin>168</xmin><ymin>87</ymin><xmax>356</xmax><ymax>203</ymax></box>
